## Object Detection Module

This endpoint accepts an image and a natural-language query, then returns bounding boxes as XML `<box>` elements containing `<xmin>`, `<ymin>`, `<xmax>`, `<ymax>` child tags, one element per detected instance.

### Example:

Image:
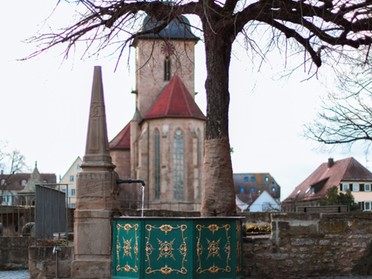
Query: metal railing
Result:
<box><xmin>0</xmin><ymin>194</ymin><xmax>35</xmax><ymax>236</ymax></box>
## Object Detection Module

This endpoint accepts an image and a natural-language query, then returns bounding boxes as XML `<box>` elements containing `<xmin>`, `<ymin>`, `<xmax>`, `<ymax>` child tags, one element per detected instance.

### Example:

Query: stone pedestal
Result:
<box><xmin>71</xmin><ymin>171</ymin><xmax>119</xmax><ymax>279</ymax></box>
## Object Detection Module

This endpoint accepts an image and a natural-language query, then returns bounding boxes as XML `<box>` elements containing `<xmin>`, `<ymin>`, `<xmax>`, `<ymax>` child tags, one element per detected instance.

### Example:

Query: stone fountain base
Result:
<box><xmin>112</xmin><ymin>216</ymin><xmax>243</xmax><ymax>279</ymax></box>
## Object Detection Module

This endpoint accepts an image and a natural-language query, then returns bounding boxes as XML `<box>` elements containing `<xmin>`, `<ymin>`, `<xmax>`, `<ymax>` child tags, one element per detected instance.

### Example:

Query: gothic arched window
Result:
<box><xmin>173</xmin><ymin>128</ymin><xmax>184</xmax><ymax>200</ymax></box>
<box><xmin>154</xmin><ymin>129</ymin><xmax>161</xmax><ymax>199</ymax></box>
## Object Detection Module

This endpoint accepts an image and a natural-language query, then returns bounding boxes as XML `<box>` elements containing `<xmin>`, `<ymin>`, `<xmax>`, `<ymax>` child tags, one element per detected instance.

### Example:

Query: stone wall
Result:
<box><xmin>242</xmin><ymin>212</ymin><xmax>372</xmax><ymax>278</ymax></box>
<box><xmin>5</xmin><ymin>212</ymin><xmax>372</xmax><ymax>278</ymax></box>
<box><xmin>29</xmin><ymin>245</ymin><xmax>73</xmax><ymax>279</ymax></box>
<box><xmin>0</xmin><ymin>237</ymin><xmax>31</xmax><ymax>270</ymax></box>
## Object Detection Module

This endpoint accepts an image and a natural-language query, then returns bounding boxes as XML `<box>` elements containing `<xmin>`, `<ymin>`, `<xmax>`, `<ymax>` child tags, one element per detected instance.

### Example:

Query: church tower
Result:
<box><xmin>110</xmin><ymin>16</ymin><xmax>205</xmax><ymax>211</ymax></box>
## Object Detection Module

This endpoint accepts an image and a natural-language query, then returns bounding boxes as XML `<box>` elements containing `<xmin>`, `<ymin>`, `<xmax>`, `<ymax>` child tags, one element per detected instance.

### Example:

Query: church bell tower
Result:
<box><xmin>110</xmin><ymin>16</ymin><xmax>205</xmax><ymax>211</ymax></box>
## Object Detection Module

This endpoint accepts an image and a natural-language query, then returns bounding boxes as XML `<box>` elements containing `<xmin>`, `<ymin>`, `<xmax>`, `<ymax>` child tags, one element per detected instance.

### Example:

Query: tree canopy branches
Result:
<box><xmin>27</xmin><ymin>0</ymin><xmax>372</xmax><ymax>68</ymax></box>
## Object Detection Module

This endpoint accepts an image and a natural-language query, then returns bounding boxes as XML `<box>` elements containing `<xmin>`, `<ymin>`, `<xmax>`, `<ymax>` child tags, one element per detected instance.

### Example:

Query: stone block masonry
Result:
<box><xmin>242</xmin><ymin>212</ymin><xmax>372</xmax><ymax>278</ymax></box>
<box><xmin>0</xmin><ymin>237</ymin><xmax>31</xmax><ymax>270</ymax></box>
<box><xmin>10</xmin><ymin>211</ymin><xmax>372</xmax><ymax>278</ymax></box>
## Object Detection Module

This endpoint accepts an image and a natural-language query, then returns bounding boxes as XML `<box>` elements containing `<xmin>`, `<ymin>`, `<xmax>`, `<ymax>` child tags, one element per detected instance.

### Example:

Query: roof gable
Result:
<box><xmin>109</xmin><ymin>122</ymin><xmax>131</xmax><ymax>150</ymax></box>
<box><xmin>250</xmin><ymin>190</ymin><xmax>279</xmax><ymax>207</ymax></box>
<box><xmin>144</xmin><ymin>75</ymin><xmax>205</xmax><ymax>121</ymax></box>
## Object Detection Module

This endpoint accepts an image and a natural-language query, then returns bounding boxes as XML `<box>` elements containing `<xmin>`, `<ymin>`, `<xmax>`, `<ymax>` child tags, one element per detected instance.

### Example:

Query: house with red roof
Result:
<box><xmin>109</xmin><ymin>17</ymin><xmax>205</xmax><ymax>211</ymax></box>
<box><xmin>282</xmin><ymin>157</ymin><xmax>372</xmax><ymax>212</ymax></box>
<box><xmin>0</xmin><ymin>164</ymin><xmax>56</xmax><ymax>206</ymax></box>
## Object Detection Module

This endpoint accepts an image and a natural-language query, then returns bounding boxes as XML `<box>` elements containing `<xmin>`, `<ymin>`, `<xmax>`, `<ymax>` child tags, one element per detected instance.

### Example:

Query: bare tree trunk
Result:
<box><xmin>200</xmin><ymin>27</ymin><xmax>236</xmax><ymax>216</ymax></box>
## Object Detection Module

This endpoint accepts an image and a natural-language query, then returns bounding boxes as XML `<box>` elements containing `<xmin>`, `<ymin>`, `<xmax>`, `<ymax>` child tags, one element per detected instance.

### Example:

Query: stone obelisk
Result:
<box><xmin>71</xmin><ymin>66</ymin><xmax>119</xmax><ymax>279</ymax></box>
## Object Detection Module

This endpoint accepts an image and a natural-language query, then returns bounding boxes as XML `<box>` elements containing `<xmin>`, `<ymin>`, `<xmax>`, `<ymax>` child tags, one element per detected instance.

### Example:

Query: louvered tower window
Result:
<box><xmin>164</xmin><ymin>57</ymin><xmax>171</xmax><ymax>81</ymax></box>
<box><xmin>173</xmin><ymin>129</ymin><xmax>184</xmax><ymax>200</ymax></box>
<box><xmin>154</xmin><ymin>129</ymin><xmax>161</xmax><ymax>199</ymax></box>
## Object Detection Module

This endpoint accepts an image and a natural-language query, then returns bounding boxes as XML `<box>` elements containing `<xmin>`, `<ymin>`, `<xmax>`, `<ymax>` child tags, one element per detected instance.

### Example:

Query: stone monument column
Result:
<box><xmin>71</xmin><ymin>66</ymin><xmax>119</xmax><ymax>279</ymax></box>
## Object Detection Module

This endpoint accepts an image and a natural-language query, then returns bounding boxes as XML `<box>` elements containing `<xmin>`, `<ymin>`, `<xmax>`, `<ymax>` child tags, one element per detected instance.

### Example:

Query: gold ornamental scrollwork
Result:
<box><xmin>196</xmin><ymin>223</ymin><xmax>232</xmax><ymax>274</ymax></box>
<box><xmin>115</xmin><ymin>223</ymin><xmax>139</xmax><ymax>273</ymax></box>
<box><xmin>145</xmin><ymin>223</ymin><xmax>188</xmax><ymax>275</ymax></box>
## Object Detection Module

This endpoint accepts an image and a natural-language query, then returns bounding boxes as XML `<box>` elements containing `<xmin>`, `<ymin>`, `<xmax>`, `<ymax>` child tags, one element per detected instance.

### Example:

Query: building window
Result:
<box><xmin>365</xmin><ymin>201</ymin><xmax>371</xmax><ymax>211</ymax></box>
<box><xmin>272</xmin><ymin>187</ymin><xmax>277</xmax><ymax>193</ymax></box>
<box><xmin>1</xmin><ymin>179</ymin><xmax>6</xmax><ymax>186</ymax></box>
<box><xmin>164</xmin><ymin>57</ymin><xmax>171</xmax><ymax>81</ymax></box>
<box><xmin>71</xmin><ymin>189</ymin><xmax>76</xmax><ymax>196</ymax></box>
<box><xmin>154</xmin><ymin>129</ymin><xmax>161</xmax><ymax>199</ymax></box>
<box><xmin>342</xmin><ymin>183</ymin><xmax>349</xmax><ymax>191</ymax></box>
<box><xmin>365</xmin><ymin>184</ymin><xmax>371</xmax><ymax>192</ymax></box>
<box><xmin>265</xmin><ymin>176</ymin><xmax>269</xmax><ymax>182</ymax></box>
<box><xmin>21</xmin><ymin>179</ymin><xmax>27</xmax><ymax>187</ymax></box>
<box><xmin>352</xmin><ymin>183</ymin><xmax>360</xmax><ymax>192</ymax></box>
<box><xmin>244</xmin><ymin>177</ymin><xmax>249</xmax><ymax>182</ymax></box>
<box><xmin>173</xmin><ymin>129</ymin><xmax>184</xmax><ymax>200</ymax></box>
<box><xmin>69</xmin><ymin>175</ymin><xmax>74</xmax><ymax>182</ymax></box>
<box><xmin>251</xmin><ymin>176</ymin><xmax>256</xmax><ymax>182</ymax></box>
<box><xmin>196</xmin><ymin>129</ymin><xmax>201</xmax><ymax>166</ymax></box>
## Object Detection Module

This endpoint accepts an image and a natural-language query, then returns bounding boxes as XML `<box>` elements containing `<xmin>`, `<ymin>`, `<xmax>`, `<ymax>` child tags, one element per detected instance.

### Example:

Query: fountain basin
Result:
<box><xmin>112</xmin><ymin>216</ymin><xmax>243</xmax><ymax>278</ymax></box>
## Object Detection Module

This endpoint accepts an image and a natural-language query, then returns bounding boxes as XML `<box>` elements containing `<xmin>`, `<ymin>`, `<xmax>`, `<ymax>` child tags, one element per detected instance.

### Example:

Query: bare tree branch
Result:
<box><xmin>305</xmin><ymin>62</ymin><xmax>372</xmax><ymax>150</ymax></box>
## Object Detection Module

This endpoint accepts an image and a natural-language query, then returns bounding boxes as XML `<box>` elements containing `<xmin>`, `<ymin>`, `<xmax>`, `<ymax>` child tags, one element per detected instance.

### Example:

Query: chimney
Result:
<box><xmin>328</xmin><ymin>158</ymin><xmax>334</xmax><ymax>168</ymax></box>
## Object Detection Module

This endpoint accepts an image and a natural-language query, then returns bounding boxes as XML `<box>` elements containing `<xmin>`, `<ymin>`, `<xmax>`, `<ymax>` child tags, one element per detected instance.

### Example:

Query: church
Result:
<box><xmin>109</xmin><ymin>16</ymin><xmax>206</xmax><ymax>211</ymax></box>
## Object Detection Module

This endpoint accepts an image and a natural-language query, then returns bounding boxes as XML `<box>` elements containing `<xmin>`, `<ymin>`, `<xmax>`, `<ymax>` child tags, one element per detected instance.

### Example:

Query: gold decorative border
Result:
<box><xmin>196</xmin><ymin>223</ymin><xmax>232</xmax><ymax>274</ymax></box>
<box><xmin>236</xmin><ymin>221</ymin><xmax>242</xmax><ymax>273</ymax></box>
<box><xmin>145</xmin><ymin>223</ymin><xmax>188</xmax><ymax>275</ymax></box>
<box><xmin>115</xmin><ymin>223</ymin><xmax>139</xmax><ymax>273</ymax></box>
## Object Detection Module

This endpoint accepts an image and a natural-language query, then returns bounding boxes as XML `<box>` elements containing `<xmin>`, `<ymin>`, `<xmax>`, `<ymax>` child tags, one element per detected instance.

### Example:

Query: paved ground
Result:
<box><xmin>0</xmin><ymin>270</ymin><xmax>28</xmax><ymax>279</ymax></box>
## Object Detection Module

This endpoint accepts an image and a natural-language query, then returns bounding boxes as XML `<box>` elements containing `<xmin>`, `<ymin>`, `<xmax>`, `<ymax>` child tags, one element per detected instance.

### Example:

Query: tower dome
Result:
<box><xmin>136</xmin><ymin>15</ymin><xmax>199</xmax><ymax>41</ymax></box>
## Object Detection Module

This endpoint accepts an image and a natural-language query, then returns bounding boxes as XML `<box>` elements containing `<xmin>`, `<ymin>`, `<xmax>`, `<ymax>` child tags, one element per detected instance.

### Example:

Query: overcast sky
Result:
<box><xmin>0</xmin><ymin>1</ymin><xmax>369</xmax><ymax>201</ymax></box>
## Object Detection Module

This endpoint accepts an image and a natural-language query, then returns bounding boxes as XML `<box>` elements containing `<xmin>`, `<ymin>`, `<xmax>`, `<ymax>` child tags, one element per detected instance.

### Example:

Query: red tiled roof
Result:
<box><xmin>144</xmin><ymin>75</ymin><xmax>205</xmax><ymax>120</ymax></box>
<box><xmin>283</xmin><ymin>157</ymin><xmax>372</xmax><ymax>202</ymax></box>
<box><xmin>109</xmin><ymin>122</ymin><xmax>131</xmax><ymax>150</ymax></box>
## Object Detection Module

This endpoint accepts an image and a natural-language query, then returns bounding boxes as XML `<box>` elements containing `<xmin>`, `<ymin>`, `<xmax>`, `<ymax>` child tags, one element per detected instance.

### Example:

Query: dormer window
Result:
<box><xmin>21</xmin><ymin>179</ymin><xmax>27</xmax><ymax>187</ymax></box>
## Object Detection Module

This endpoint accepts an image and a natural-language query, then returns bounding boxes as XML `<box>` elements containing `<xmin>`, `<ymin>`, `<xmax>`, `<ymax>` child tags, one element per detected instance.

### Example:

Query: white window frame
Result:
<box><xmin>364</xmin><ymin>201</ymin><xmax>371</xmax><ymax>211</ymax></box>
<box><xmin>365</xmin><ymin>183</ymin><xmax>371</xmax><ymax>192</ymax></box>
<box><xmin>352</xmin><ymin>183</ymin><xmax>360</xmax><ymax>192</ymax></box>
<box><xmin>342</xmin><ymin>183</ymin><xmax>349</xmax><ymax>191</ymax></box>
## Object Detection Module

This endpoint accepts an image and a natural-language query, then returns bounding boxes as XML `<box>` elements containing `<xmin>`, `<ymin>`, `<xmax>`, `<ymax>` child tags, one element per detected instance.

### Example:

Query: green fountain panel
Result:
<box><xmin>112</xmin><ymin>217</ymin><xmax>242</xmax><ymax>279</ymax></box>
<box><xmin>113</xmin><ymin>221</ymin><xmax>142</xmax><ymax>278</ymax></box>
